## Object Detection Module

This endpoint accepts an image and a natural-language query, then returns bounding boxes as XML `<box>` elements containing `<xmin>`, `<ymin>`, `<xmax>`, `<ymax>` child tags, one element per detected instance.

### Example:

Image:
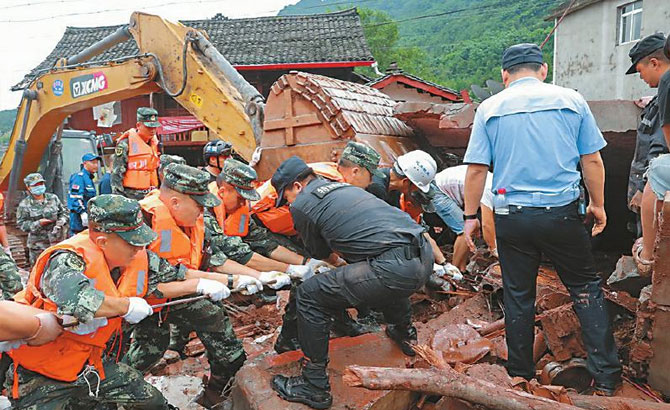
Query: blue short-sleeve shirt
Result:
<box><xmin>463</xmin><ymin>76</ymin><xmax>606</xmax><ymax>207</ymax></box>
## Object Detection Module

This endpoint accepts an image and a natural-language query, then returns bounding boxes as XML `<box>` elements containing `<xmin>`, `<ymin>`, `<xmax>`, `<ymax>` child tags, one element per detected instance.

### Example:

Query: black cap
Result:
<box><xmin>626</xmin><ymin>33</ymin><xmax>666</xmax><ymax>75</ymax></box>
<box><xmin>271</xmin><ymin>156</ymin><xmax>311</xmax><ymax>207</ymax></box>
<box><xmin>502</xmin><ymin>43</ymin><xmax>543</xmax><ymax>70</ymax></box>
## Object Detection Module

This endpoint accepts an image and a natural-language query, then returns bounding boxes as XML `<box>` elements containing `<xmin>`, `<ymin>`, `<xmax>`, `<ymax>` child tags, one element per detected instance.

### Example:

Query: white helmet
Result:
<box><xmin>395</xmin><ymin>150</ymin><xmax>436</xmax><ymax>193</ymax></box>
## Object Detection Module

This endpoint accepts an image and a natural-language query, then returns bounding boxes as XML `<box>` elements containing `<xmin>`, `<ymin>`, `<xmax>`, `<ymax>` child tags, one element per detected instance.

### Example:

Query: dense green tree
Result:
<box><xmin>280</xmin><ymin>0</ymin><xmax>561</xmax><ymax>92</ymax></box>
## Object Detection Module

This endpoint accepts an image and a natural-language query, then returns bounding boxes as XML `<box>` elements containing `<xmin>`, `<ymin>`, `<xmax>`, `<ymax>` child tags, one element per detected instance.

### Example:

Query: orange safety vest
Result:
<box><xmin>251</xmin><ymin>162</ymin><xmax>344</xmax><ymax>236</ymax></box>
<box><xmin>400</xmin><ymin>193</ymin><xmax>423</xmax><ymax>223</ymax></box>
<box><xmin>118</xmin><ymin>129</ymin><xmax>160</xmax><ymax>190</ymax></box>
<box><xmin>10</xmin><ymin>232</ymin><xmax>148</xmax><ymax>395</ymax></box>
<box><xmin>208</xmin><ymin>182</ymin><xmax>250</xmax><ymax>237</ymax></box>
<box><xmin>140</xmin><ymin>191</ymin><xmax>205</xmax><ymax>309</ymax></box>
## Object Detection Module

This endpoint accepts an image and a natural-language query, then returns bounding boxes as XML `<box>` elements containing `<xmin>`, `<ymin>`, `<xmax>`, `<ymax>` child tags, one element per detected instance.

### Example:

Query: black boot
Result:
<box><xmin>271</xmin><ymin>360</ymin><xmax>332</xmax><ymax>409</ymax></box>
<box><xmin>274</xmin><ymin>330</ymin><xmax>302</xmax><ymax>354</ymax></box>
<box><xmin>331</xmin><ymin>310</ymin><xmax>372</xmax><ymax>337</ymax></box>
<box><xmin>356</xmin><ymin>312</ymin><xmax>382</xmax><ymax>333</ymax></box>
<box><xmin>385</xmin><ymin>324</ymin><xmax>417</xmax><ymax>356</ymax></box>
<box><xmin>196</xmin><ymin>355</ymin><xmax>246</xmax><ymax>409</ymax></box>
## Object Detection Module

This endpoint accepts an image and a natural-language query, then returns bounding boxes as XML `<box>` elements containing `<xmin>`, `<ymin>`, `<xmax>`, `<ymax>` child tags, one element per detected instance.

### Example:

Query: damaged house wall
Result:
<box><xmin>551</xmin><ymin>0</ymin><xmax>670</xmax><ymax>101</ymax></box>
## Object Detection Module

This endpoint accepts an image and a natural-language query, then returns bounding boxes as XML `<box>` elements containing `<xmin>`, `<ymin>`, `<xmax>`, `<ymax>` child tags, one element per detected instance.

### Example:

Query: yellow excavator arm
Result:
<box><xmin>1</xmin><ymin>12</ymin><xmax>263</xmax><ymax>212</ymax></box>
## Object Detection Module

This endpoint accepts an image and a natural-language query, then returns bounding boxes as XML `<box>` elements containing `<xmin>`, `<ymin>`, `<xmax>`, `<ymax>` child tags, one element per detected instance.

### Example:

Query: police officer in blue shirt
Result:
<box><xmin>67</xmin><ymin>153</ymin><xmax>100</xmax><ymax>235</ymax></box>
<box><xmin>462</xmin><ymin>43</ymin><xmax>621</xmax><ymax>395</ymax></box>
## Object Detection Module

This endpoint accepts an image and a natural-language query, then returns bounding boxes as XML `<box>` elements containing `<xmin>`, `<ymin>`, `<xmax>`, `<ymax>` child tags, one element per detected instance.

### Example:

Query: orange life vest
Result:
<box><xmin>400</xmin><ymin>193</ymin><xmax>423</xmax><ymax>223</ymax></box>
<box><xmin>251</xmin><ymin>162</ymin><xmax>344</xmax><ymax>235</ymax></box>
<box><xmin>118</xmin><ymin>129</ymin><xmax>160</xmax><ymax>190</ymax></box>
<box><xmin>10</xmin><ymin>232</ymin><xmax>148</xmax><ymax>394</ymax></box>
<box><xmin>208</xmin><ymin>182</ymin><xmax>250</xmax><ymax>237</ymax></box>
<box><xmin>140</xmin><ymin>191</ymin><xmax>205</xmax><ymax>309</ymax></box>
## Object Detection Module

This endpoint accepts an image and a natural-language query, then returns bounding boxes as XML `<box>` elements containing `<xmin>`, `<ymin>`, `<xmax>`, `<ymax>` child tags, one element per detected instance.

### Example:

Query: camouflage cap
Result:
<box><xmin>87</xmin><ymin>194</ymin><xmax>157</xmax><ymax>246</ymax></box>
<box><xmin>162</xmin><ymin>163</ymin><xmax>221</xmax><ymax>207</ymax></box>
<box><xmin>137</xmin><ymin>107</ymin><xmax>161</xmax><ymax>128</ymax></box>
<box><xmin>159</xmin><ymin>154</ymin><xmax>187</xmax><ymax>173</ymax></box>
<box><xmin>23</xmin><ymin>173</ymin><xmax>45</xmax><ymax>187</ymax></box>
<box><xmin>220</xmin><ymin>159</ymin><xmax>260</xmax><ymax>201</ymax></box>
<box><xmin>341</xmin><ymin>141</ymin><xmax>383</xmax><ymax>177</ymax></box>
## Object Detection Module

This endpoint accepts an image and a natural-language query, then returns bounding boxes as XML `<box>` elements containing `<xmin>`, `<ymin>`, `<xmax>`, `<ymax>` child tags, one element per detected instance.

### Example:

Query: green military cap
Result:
<box><xmin>23</xmin><ymin>173</ymin><xmax>45</xmax><ymax>187</ymax></box>
<box><xmin>341</xmin><ymin>141</ymin><xmax>383</xmax><ymax>177</ymax></box>
<box><xmin>159</xmin><ymin>154</ymin><xmax>187</xmax><ymax>172</ymax></box>
<box><xmin>137</xmin><ymin>107</ymin><xmax>161</xmax><ymax>128</ymax></box>
<box><xmin>219</xmin><ymin>159</ymin><xmax>260</xmax><ymax>201</ymax></box>
<box><xmin>87</xmin><ymin>194</ymin><xmax>157</xmax><ymax>246</ymax></box>
<box><xmin>163</xmin><ymin>163</ymin><xmax>221</xmax><ymax>207</ymax></box>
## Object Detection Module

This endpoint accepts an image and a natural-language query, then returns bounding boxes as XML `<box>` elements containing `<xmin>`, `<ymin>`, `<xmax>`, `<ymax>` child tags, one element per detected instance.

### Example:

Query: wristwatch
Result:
<box><xmin>464</xmin><ymin>214</ymin><xmax>478</xmax><ymax>220</ymax></box>
<box><xmin>228</xmin><ymin>275</ymin><xmax>234</xmax><ymax>288</ymax></box>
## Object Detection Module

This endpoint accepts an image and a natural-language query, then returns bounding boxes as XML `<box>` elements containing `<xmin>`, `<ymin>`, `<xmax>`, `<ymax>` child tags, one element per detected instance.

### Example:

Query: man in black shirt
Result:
<box><xmin>626</xmin><ymin>34</ymin><xmax>670</xmax><ymax>273</ymax></box>
<box><xmin>625</xmin><ymin>34</ymin><xmax>670</xmax><ymax>234</ymax></box>
<box><xmin>269</xmin><ymin>156</ymin><xmax>433</xmax><ymax>409</ymax></box>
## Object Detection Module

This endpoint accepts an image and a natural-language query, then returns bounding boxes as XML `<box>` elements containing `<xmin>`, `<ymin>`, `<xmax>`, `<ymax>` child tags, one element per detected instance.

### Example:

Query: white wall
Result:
<box><xmin>554</xmin><ymin>0</ymin><xmax>670</xmax><ymax>100</ymax></box>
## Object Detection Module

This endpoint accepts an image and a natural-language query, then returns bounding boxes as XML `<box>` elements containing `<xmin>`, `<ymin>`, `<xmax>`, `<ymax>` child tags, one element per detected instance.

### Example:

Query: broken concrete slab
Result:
<box><xmin>652</xmin><ymin>194</ymin><xmax>670</xmax><ymax>306</ymax></box>
<box><xmin>538</xmin><ymin>304</ymin><xmax>586</xmax><ymax>362</ymax></box>
<box><xmin>416</xmin><ymin>294</ymin><xmax>498</xmax><ymax>346</ymax></box>
<box><xmin>607</xmin><ymin>256</ymin><xmax>650</xmax><ymax>297</ymax></box>
<box><xmin>146</xmin><ymin>375</ymin><xmax>204</xmax><ymax>410</ymax></box>
<box><xmin>431</xmin><ymin>324</ymin><xmax>492</xmax><ymax>365</ymax></box>
<box><xmin>648</xmin><ymin>306</ymin><xmax>670</xmax><ymax>395</ymax></box>
<box><xmin>231</xmin><ymin>332</ymin><xmax>417</xmax><ymax>410</ymax></box>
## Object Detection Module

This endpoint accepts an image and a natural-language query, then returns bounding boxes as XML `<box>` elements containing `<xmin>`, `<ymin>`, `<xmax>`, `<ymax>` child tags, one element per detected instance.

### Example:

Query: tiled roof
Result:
<box><xmin>366</xmin><ymin>72</ymin><xmax>461</xmax><ymax>101</ymax></box>
<box><xmin>13</xmin><ymin>8</ymin><xmax>373</xmax><ymax>90</ymax></box>
<box><xmin>271</xmin><ymin>71</ymin><xmax>414</xmax><ymax>138</ymax></box>
<box><xmin>545</xmin><ymin>0</ymin><xmax>604</xmax><ymax>20</ymax></box>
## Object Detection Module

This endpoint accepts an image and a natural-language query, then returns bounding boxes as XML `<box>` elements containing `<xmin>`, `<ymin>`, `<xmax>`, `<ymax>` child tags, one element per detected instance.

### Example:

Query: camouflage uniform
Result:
<box><xmin>111</xmin><ymin>107</ymin><xmax>162</xmax><ymax>201</ymax></box>
<box><xmin>122</xmin><ymin>164</ymin><xmax>245</xmax><ymax>389</ymax></box>
<box><xmin>158</xmin><ymin>154</ymin><xmax>186</xmax><ymax>182</ymax></box>
<box><xmin>0</xmin><ymin>247</ymin><xmax>22</xmax><ymax>301</ymax></box>
<box><xmin>205</xmin><ymin>210</ymin><xmax>254</xmax><ymax>264</ymax></box>
<box><xmin>5</xmin><ymin>194</ymin><xmax>170</xmax><ymax>409</ymax></box>
<box><xmin>0</xmin><ymin>247</ymin><xmax>22</xmax><ymax>391</ymax></box>
<box><xmin>217</xmin><ymin>159</ymin><xmax>281</xmax><ymax>257</ymax></box>
<box><xmin>16</xmin><ymin>173</ymin><xmax>68</xmax><ymax>266</ymax></box>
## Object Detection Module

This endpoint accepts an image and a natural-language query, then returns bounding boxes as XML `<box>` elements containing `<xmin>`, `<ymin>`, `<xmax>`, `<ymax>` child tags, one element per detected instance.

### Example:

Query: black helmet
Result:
<box><xmin>203</xmin><ymin>139</ymin><xmax>233</xmax><ymax>169</ymax></box>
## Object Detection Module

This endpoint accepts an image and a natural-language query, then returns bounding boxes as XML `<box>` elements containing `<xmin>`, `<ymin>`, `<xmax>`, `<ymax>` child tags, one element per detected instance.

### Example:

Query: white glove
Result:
<box><xmin>3</xmin><ymin>246</ymin><xmax>11</xmax><ymax>259</ymax></box>
<box><xmin>233</xmin><ymin>275</ymin><xmax>263</xmax><ymax>295</ymax></box>
<box><xmin>259</xmin><ymin>271</ymin><xmax>292</xmax><ymax>290</ymax></box>
<box><xmin>80</xmin><ymin>212</ymin><xmax>88</xmax><ymax>226</ymax></box>
<box><xmin>305</xmin><ymin>258</ymin><xmax>330</xmax><ymax>270</ymax></box>
<box><xmin>0</xmin><ymin>340</ymin><xmax>25</xmax><ymax>353</ymax></box>
<box><xmin>122</xmin><ymin>297</ymin><xmax>154</xmax><ymax>324</ymax></box>
<box><xmin>434</xmin><ymin>263</ymin><xmax>463</xmax><ymax>281</ymax></box>
<box><xmin>286</xmin><ymin>264</ymin><xmax>314</xmax><ymax>282</ymax></box>
<box><xmin>197</xmin><ymin>278</ymin><xmax>230</xmax><ymax>301</ymax></box>
<box><xmin>63</xmin><ymin>316</ymin><xmax>108</xmax><ymax>335</ymax></box>
<box><xmin>250</xmin><ymin>147</ymin><xmax>263</xmax><ymax>167</ymax></box>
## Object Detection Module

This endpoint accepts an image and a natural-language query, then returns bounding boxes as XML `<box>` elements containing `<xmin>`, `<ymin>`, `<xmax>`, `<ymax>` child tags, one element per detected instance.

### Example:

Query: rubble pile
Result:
<box><xmin>141</xmin><ymin>241</ymin><xmax>670</xmax><ymax>409</ymax></box>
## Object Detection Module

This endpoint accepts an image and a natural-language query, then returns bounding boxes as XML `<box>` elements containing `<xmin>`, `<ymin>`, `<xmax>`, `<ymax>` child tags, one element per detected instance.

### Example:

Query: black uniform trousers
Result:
<box><xmin>295</xmin><ymin>236</ymin><xmax>433</xmax><ymax>388</ymax></box>
<box><xmin>496</xmin><ymin>201</ymin><xmax>621</xmax><ymax>386</ymax></box>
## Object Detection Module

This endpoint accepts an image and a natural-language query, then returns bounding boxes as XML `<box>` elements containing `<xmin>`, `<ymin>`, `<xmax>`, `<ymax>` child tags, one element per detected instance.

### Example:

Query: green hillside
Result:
<box><xmin>0</xmin><ymin>109</ymin><xmax>17</xmax><ymax>142</ymax></box>
<box><xmin>279</xmin><ymin>0</ymin><xmax>563</xmax><ymax>92</ymax></box>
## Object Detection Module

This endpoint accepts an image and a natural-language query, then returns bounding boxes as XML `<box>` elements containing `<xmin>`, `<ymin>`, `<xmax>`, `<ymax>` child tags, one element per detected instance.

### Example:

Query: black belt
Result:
<box><xmin>375</xmin><ymin>241</ymin><xmax>423</xmax><ymax>261</ymax></box>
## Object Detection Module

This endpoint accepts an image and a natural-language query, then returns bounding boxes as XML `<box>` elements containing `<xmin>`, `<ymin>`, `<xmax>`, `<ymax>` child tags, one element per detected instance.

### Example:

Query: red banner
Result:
<box><xmin>158</xmin><ymin>116</ymin><xmax>204</xmax><ymax>135</ymax></box>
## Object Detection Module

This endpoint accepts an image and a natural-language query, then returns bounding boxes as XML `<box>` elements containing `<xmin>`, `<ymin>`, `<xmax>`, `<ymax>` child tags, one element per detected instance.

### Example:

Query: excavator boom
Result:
<box><xmin>1</xmin><ymin>12</ymin><xmax>262</xmax><ymax>214</ymax></box>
